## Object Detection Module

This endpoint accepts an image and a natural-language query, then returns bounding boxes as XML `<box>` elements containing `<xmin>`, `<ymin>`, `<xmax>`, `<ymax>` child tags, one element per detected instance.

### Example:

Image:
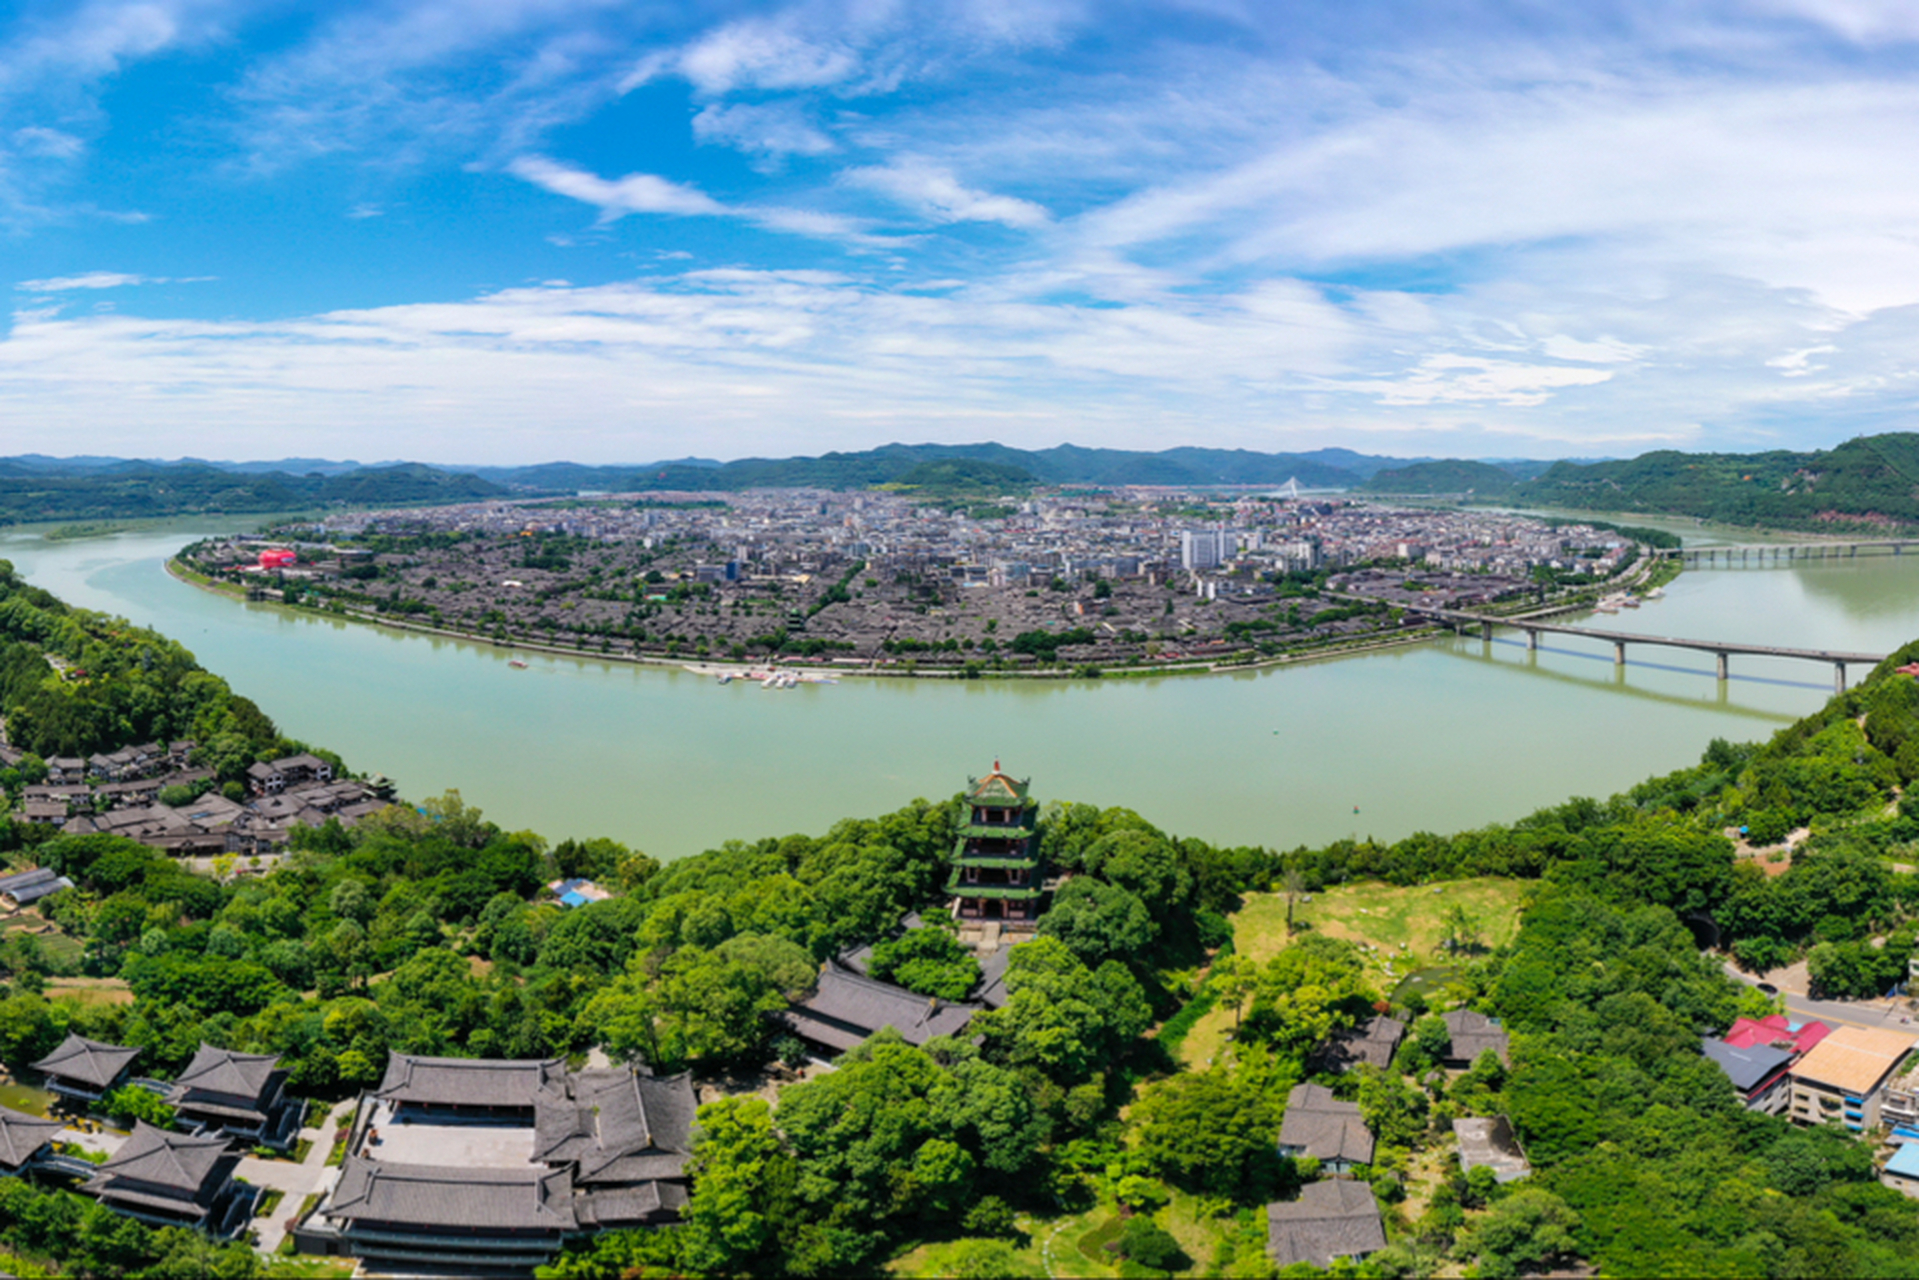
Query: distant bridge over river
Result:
<box><xmin>1673</xmin><ymin>538</ymin><xmax>1919</xmax><ymax>567</ymax></box>
<box><xmin>1401</xmin><ymin>603</ymin><xmax>1887</xmax><ymax>693</ymax></box>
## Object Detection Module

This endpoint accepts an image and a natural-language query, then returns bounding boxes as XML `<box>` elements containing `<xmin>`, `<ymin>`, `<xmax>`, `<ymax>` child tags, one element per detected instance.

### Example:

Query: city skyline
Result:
<box><xmin>7</xmin><ymin>2</ymin><xmax>1919</xmax><ymax>462</ymax></box>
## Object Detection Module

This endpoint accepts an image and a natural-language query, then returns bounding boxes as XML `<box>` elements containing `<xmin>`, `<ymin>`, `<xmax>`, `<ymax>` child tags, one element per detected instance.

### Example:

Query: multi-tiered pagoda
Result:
<box><xmin>949</xmin><ymin>763</ymin><xmax>1049</xmax><ymax>928</ymax></box>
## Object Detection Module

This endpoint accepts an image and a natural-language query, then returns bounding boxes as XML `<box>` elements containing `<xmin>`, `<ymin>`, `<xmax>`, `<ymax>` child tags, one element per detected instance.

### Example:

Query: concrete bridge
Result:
<box><xmin>1404</xmin><ymin>603</ymin><xmax>1886</xmax><ymax>692</ymax></box>
<box><xmin>1674</xmin><ymin>538</ymin><xmax>1919</xmax><ymax>567</ymax></box>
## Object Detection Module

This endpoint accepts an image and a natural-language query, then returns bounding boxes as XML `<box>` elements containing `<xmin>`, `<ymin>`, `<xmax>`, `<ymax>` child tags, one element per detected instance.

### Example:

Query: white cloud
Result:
<box><xmin>507</xmin><ymin>153</ymin><xmax>869</xmax><ymax>240</ymax></box>
<box><xmin>10</xmin><ymin>126</ymin><xmax>83</xmax><ymax>158</ymax></box>
<box><xmin>677</xmin><ymin>20</ymin><xmax>858</xmax><ymax>95</ymax></box>
<box><xmin>845</xmin><ymin>159</ymin><xmax>1049</xmax><ymax>228</ymax></box>
<box><xmin>17</xmin><ymin>271</ymin><xmax>153</xmax><ymax>291</ymax></box>
<box><xmin>692</xmin><ymin>102</ymin><xmax>835</xmax><ymax>158</ymax></box>
<box><xmin>508</xmin><ymin>154</ymin><xmax>724</xmax><ymax>219</ymax></box>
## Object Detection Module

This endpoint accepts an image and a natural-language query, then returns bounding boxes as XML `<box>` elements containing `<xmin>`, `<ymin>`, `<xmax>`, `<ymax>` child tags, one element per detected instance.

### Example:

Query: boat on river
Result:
<box><xmin>508</xmin><ymin>658</ymin><xmax>528</xmax><ymax>669</ymax></box>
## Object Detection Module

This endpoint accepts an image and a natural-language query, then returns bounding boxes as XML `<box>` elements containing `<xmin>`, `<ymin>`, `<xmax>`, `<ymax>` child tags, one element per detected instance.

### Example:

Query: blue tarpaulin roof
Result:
<box><xmin>1886</xmin><ymin>1144</ymin><xmax>1919</xmax><ymax>1178</ymax></box>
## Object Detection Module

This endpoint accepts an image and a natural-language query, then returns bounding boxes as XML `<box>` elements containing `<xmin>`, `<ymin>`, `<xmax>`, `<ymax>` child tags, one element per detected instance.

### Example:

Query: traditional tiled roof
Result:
<box><xmin>531</xmin><ymin>1069</ymin><xmax>695</xmax><ymax>1185</ymax></box>
<box><xmin>1267</xmin><ymin>1180</ymin><xmax>1387</xmax><ymax>1269</ymax></box>
<box><xmin>1453</xmin><ymin>1116</ymin><xmax>1532</xmax><ymax>1183</ymax></box>
<box><xmin>0</xmin><ymin>1104</ymin><xmax>65</xmax><ymax>1171</ymax></box>
<box><xmin>965</xmin><ymin>764</ymin><xmax>1032</xmax><ymax>807</ymax></box>
<box><xmin>31</xmin><ymin>1033</ymin><xmax>140</xmax><ymax>1089</ymax></box>
<box><xmin>573</xmin><ymin>1180</ymin><xmax>691</xmax><ymax>1228</ymax></box>
<box><xmin>170</xmin><ymin>1044</ymin><xmax>282</xmax><ymax>1104</ymax></box>
<box><xmin>1793</xmin><ymin>1026</ymin><xmax>1917</xmax><ymax>1096</ymax></box>
<box><xmin>376</xmin><ymin>1054</ymin><xmax>565</xmax><ymax>1109</ymax></box>
<box><xmin>89</xmin><ymin>1121</ymin><xmax>237</xmax><ymax>1198</ymax></box>
<box><xmin>1443</xmin><ymin>1009</ymin><xmax>1510</xmax><ymax>1065</ymax></box>
<box><xmin>783</xmin><ymin>960</ymin><xmax>984</xmax><ymax>1051</ymax></box>
<box><xmin>1310</xmin><ymin>1015</ymin><xmax>1407</xmax><ymax>1073</ymax></box>
<box><xmin>1277</xmin><ymin>1084</ymin><xmax>1375</xmax><ymax>1165</ymax></box>
<box><xmin>329</xmin><ymin>1154</ymin><xmax>576</xmax><ymax>1231</ymax></box>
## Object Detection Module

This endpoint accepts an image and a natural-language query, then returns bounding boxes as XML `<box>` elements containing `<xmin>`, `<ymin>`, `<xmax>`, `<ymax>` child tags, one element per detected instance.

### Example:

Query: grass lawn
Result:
<box><xmin>888</xmin><ymin>1214</ymin><xmax>1079</xmax><ymax>1278</ymax></box>
<box><xmin>890</xmin><ymin>1198</ymin><xmax>1242</xmax><ymax>1279</ymax></box>
<box><xmin>1176</xmin><ymin>877</ymin><xmax>1528</xmax><ymax>1070</ymax></box>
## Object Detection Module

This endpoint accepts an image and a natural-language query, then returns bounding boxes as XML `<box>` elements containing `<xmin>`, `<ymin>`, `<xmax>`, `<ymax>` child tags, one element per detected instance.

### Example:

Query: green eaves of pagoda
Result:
<box><xmin>946</xmin><ymin>881</ymin><xmax>1046</xmax><ymax>900</ymax></box>
<box><xmin>956</xmin><ymin>822</ymin><xmax>1036</xmax><ymax>839</ymax></box>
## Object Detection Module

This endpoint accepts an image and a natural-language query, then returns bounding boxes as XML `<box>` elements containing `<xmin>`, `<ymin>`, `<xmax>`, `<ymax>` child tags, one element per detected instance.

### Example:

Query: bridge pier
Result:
<box><xmin>1525</xmin><ymin>629</ymin><xmax>1538</xmax><ymax>652</ymax></box>
<box><xmin>1614</xmin><ymin>640</ymin><xmax>1626</xmax><ymax>667</ymax></box>
<box><xmin>1835</xmin><ymin>662</ymin><xmax>1848</xmax><ymax>694</ymax></box>
<box><xmin>1482</xmin><ymin>621</ymin><xmax>1493</xmax><ymax>642</ymax></box>
<box><xmin>1715</xmin><ymin>652</ymin><xmax>1728</xmax><ymax>681</ymax></box>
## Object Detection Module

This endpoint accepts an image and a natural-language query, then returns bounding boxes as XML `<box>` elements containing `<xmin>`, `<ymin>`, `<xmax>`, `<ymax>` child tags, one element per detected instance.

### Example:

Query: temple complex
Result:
<box><xmin>949</xmin><ymin>763</ymin><xmax>1053</xmax><ymax>931</ymax></box>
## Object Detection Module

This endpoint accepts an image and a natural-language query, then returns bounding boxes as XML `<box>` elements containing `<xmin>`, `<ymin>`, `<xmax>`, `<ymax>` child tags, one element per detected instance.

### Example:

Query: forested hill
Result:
<box><xmin>465</xmin><ymin>442</ymin><xmax>1423</xmax><ymax>492</ymax></box>
<box><xmin>1507</xmin><ymin>432</ymin><xmax>1919</xmax><ymax>530</ymax></box>
<box><xmin>1362</xmin><ymin>459</ymin><xmax>1521</xmax><ymax>496</ymax></box>
<box><xmin>0</xmin><ymin>461</ymin><xmax>501</xmax><ymax>525</ymax></box>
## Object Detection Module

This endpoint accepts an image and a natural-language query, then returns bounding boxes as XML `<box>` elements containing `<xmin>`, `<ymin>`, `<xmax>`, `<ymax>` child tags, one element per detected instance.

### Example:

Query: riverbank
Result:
<box><xmin>164</xmin><ymin>553</ymin><xmax>1665</xmax><ymax>684</ymax></box>
<box><xmin>3</xmin><ymin>523</ymin><xmax>1825</xmax><ymax>859</ymax></box>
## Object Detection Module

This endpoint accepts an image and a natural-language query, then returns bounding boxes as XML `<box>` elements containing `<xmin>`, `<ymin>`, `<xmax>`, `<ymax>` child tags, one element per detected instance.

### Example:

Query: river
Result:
<box><xmin>3</xmin><ymin>521</ymin><xmax>1913</xmax><ymax>861</ymax></box>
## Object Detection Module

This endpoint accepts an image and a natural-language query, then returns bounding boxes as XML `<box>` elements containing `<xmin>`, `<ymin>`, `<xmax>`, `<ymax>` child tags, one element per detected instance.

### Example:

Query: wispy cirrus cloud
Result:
<box><xmin>506</xmin><ymin>153</ymin><xmax>868</xmax><ymax>240</ymax></box>
<box><xmin>844</xmin><ymin>158</ymin><xmax>1049</xmax><ymax>229</ymax></box>
<box><xmin>18</xmin><ymin>271</ymin><xmax>154</xmax><ymax>291</ymax></box>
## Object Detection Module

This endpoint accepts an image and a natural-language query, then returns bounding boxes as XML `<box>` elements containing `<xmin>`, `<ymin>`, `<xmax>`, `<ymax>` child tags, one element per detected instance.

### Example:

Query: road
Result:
<box><xmin>1722</xmin><ymin>963</ymin><xmax>1919</xmax><ymax>1034</ymax></box>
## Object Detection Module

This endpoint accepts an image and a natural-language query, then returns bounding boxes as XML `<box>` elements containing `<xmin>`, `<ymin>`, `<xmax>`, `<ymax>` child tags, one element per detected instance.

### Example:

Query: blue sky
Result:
<box><xmin>8</xmin><ymin>0</ymin><xmax>1919</xmax><ymax>464</ymax></box>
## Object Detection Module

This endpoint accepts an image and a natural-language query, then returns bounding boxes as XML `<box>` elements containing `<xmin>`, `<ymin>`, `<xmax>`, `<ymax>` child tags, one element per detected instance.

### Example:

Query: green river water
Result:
<box><xmin>3</xmin><ymin>521</ymin><xmax>1914</xmax><ymax>861</ymax></box>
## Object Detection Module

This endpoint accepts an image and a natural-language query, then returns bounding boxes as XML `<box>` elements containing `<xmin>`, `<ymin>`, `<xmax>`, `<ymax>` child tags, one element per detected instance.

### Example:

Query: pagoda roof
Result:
<box><xmin>951</xmin><ymin>850</ymin><xmax>1040</xmax><ymax>869</ymax></box>
<box><xmin>31</xmin><ymin>1034</ymin><xmax>140</xmax><ymax>1089</ymax></box>
<box><xmin>965</xmin><ymin>764</ymin><xmax>1033</xmax><ymax>807</ymax></box>
<box><xmin>946</xmin><ymin>881</ymin><xmax>1045</xmax><ymax>899</ymax></box>
<box><xmin>956</xmin><ymin>821</ymin><xmax>1036</xmax><ymax>840</ymax></box>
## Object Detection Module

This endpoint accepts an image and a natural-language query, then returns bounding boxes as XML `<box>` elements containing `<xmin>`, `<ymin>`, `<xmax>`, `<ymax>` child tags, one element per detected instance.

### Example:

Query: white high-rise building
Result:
<box><xmin>1180</xmin><ymin>529</ymin><xmax>1229</xmax><ymax>571</ymax></box>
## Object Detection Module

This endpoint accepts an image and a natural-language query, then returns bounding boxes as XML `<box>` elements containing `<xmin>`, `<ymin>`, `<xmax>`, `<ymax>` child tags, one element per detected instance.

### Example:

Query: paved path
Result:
<box><xmin>242</xmin><ymin>1098</ymin><xmax>356</xmax><ymax>1255</ymax></box>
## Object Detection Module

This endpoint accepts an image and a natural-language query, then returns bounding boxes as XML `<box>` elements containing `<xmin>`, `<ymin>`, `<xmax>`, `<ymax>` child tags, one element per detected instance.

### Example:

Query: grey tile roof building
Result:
<box><xmin>533</xmin><ymin>1068</ymin><xmax>696</xmax><ymax>1216</ymax></box>
<box><xmin>1277</xmin><ymin>1084</ymin><xmax>1375</xmax><ymax>1168</ymax></box>
<box><xmin>168</xmin><ymin>1043</ymin><xmax>295</xmax><ymax>1146</ymax></box>
<box><xmin>1310</xmin><ymin>1014</ymin><xmax>1407</xmax><ymax>1073</ymax></box>
<box><xmin>376</xmin><ymin>1053</ymin><xmax>565</xmax><ymax>1112</ymax></box>
<box><xmin>1442</xmin><ymin>1009</ymin><xmax>1510</xmax><ymax>1066</ymax></box>
<box><xmin>85</xmin><ymin>1121</ymin><xmax>246</xmax><ymax>1233</ymax></box>
<box><xmin>302</xmin><ymin>1055</ymin><xmax>698</xmax><ymax>1271</ymax></box>
<box><xmin>1267</xmin><ymin>1179</ymin><xmax>1388</xmax><ymax>1269</ymax></box>
<box><xmin>1702</xmin><ymin>1038</ymin><xmax>1794</xmax><ymax>1094</ymax></box>
<box><xmin>329</xmin><ymin>1155</ymin><xmax>578</xmax><ymax>1231</ymax></box>
<box><xmin>31</xmin><ymin>1033</ymin><xmax>140</xmax><ymax>1100</ymax></box>
<box><xmin>0</xmin><ymin>1104</ymin><xmax>66</xmax><ymax>1173</ymax></box>
<box><xmin>782</xmin><ymin>959</ymin><xmax>985</xmax><ymax>1053</ymax></box>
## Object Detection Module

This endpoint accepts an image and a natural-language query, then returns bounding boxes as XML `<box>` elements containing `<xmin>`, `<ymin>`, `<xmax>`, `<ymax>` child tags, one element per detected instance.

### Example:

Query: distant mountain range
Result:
<box><xmin>7</xmin><ymin>434</ymin><xmax>1919</xmax><ymax>533</ymax></box>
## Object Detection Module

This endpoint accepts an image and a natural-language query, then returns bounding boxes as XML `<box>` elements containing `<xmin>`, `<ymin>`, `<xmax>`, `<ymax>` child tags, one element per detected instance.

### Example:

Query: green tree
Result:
<box><xmin>1036</xmin><ymin>877</ymin><xmax>1156</xmax><ymax>965</ymax></box>
<box><xmin>682</xmin><ymin>1096</ymin><xmax>794</xmax><ymax>1275</ymax></box>
<box><xmin>1456</xmin><ymin>1188</ymin><xmax>1579</xmax><ymax>1279</ymax></box>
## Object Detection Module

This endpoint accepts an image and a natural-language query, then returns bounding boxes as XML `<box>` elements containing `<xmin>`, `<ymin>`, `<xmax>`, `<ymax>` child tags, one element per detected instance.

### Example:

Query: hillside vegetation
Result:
<box><xmin>12</xmin><ymin>573</ymin><xmax>1919</xmax><ymax>1274</ymax></box>
<box><xmin>1363</xmin><ymin>460</ymin><xmax>1521</xmax><ymax>496</ymax></box>
<box><xmin>1512</xmin><ymin>432</ymin><xmax>1919</xmax><ymax>531</ymax></box>
<box><xmin>0</xmin><ymin>461</ymin><xmax>501</xmax><ymax>526</ymax></box>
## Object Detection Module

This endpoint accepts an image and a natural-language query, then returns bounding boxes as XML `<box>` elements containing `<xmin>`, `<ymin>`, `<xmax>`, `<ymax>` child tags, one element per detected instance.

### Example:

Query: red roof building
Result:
<box><xmin>1724</xmin><ymin>1014</ymin><xmax>1830</xmax><ymax>1056</ymax></box>
<box><xmin>258</xmin><ymin>548</ymin><xmax>297</xmax><ymax>570</ymax></box>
